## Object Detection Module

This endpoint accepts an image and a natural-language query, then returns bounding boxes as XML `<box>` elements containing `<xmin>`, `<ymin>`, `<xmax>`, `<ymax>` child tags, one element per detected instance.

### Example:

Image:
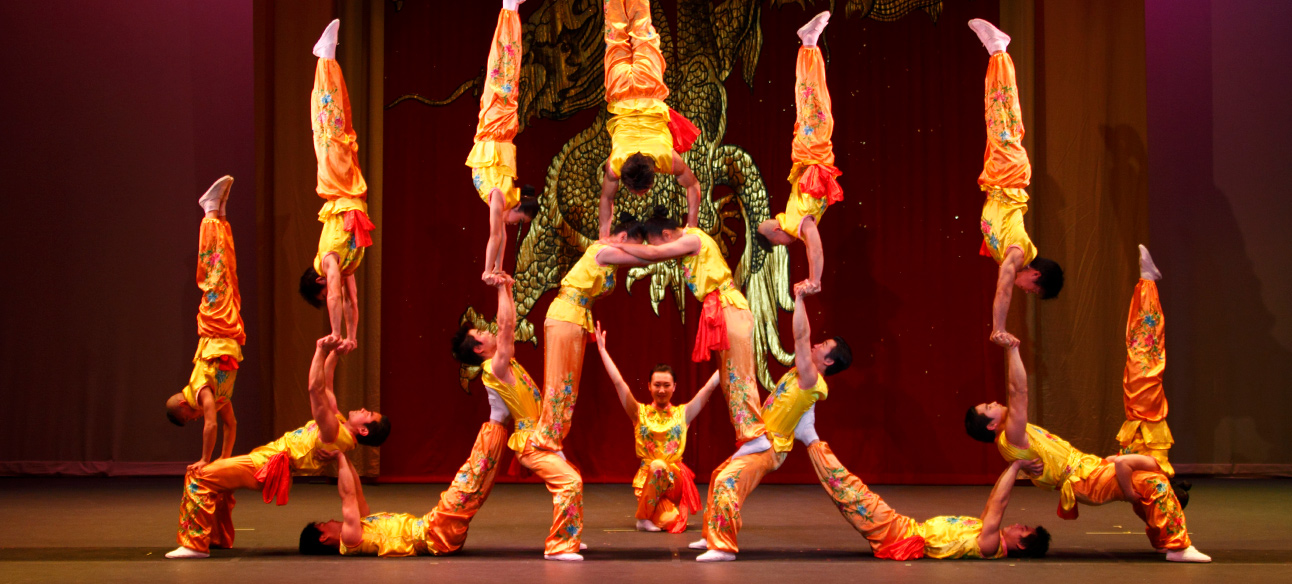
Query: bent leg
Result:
<box><xmin>196</xmin><ymin>218</ymin><xmax>245</xmax><ymax>344</ymax></box>
<box><xmin>312</xmin><ymin>58</ymin><xmax>368</xmax><ymax>201</ymax></box>
<box><xmin>718</xmin><ymin>308</ymin><xmax>765</xmax><ymax>445</ymax></box>
<box><xmin>705</xmin><ymin>449</ymin><xmax>781</xmax><ymax>553</ymax></box>
<box><xmin>635</xmin><ymin>460</ymin><xmax>681</xmax><ymax>528</ymax></box>
<box><xmin>518</xmin><ymin>446</ymin><xmax>584</xmax><ymax>555</ymax></box>
<box><xmin>1130</xmin><ymin>471</ymin><xmax>1192</xmax><ymax>551</ymax></box>
<box><xmin>1119</xmin><ymin>279</ymin><xmax>1173</xmax><ymax>473</ymax></box>
<box><xmin>176</xmin><ymin>456</ymin><xmax>260</xmax><ymax>553</ymax></box>
<box><xmin>807</xmin><ymin>441</ymin><xmax>914</xmax><ymax>550</ymax></box>
<box><xmin>535</xmin><ymin>320</ymin><xmax>586</xmax><ymax>451</ymax></box>
<box><xmin>422</xmin><ymin>422</ymin><xmax>507</xmax><ymax>554</ymax></box>
<box><xmin>977</xmin><ymin>52</ymin><xmax>1030</xmax><ymax>189</ymax></box>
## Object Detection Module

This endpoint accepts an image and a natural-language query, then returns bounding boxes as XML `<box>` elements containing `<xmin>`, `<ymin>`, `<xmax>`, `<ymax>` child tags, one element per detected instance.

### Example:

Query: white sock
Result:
<box><xmin>636</xmin><ymin>519</ymin><xmax>661</xmax><ymax>532</ymax></box>
<box><xmin>544</xmin><ymin>552</ymin><xmax>583</xmax><ymax>561</ymax></box>
<box><xmin>793</xmin><ymin>405</ymin><xmax>819</xmax><ymax>446</ymax></box>
<box><xmin>485</xmin><ymin>388</ymin><xmax>509</xmax><ymax>424</ymax></box>
<box><xmin>313</xmin><ymin>19</ymin><xmax>339</xmax><ymax>60</ymax></box>
<box><xmin>1139</xmin><ymin>244</ymin><xmax>1163</xmax><ymax>281</ymax></box>
<box><xmin>732</xmin><ymin>435</ymin><xmax>771</xmax><ymax>459</ymax></box>
<box><xmin>968</xmin><ymin>19</ymin><xmax>1010</xmax><ymax>55</ymax></box>
<box><xmin>165</xmin><ymin>546</ymin><xmax>209</xmax><ymax>559</ymax></box>
<box><xmin>198</xmin><ymin>175</ymin><xmax>233</xmax><ymax>214</ymax></box>
<box><xmin>696</xmin><ymin>549</ymin><xmax>736</xmax><ymax>562</ymax></box>
<box><xmin>503</xmin><ymin>0</ymin><xmax>519</xmax><ymax>10</ymax></box>
<box><xmin>1165</xmin><ymin>546</ymin><xmax>1211</xmax><ymax>563</ymax></box>
<box><xmin>688</xmin><ymin>539</ymin><xmax>709</xmax><ymax>550</ymax></box>
<box><xmin>797</xmin><ymin>11</ymin><xmax>830</xmax><ymax>47</ymax></box>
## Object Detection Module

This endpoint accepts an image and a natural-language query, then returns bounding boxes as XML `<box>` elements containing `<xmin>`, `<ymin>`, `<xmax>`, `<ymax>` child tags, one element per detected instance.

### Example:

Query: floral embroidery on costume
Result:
<box><xmin>722</xmin><ymin>360</ymin><xmax>760</xmax><ymax>433</ymax></box>
<box><xmin>487</xmin><ymin>36</ymin><xmax>520</xmax><ymax>107</ymax></box>
<box><xmin>706</xmin><ymin>469</ymin><xmax>744</xmax><ymax>534</ymax></box>
<box><xmin>1127</xmin><ymin>309</ymin><xmax>1164</xmax><ymax>372</ymax></box>
<box><xmin>980</xmin><ymin>217</ymin><xmax>1000</xmax><ymax>253</ymax></box>
<box><xmin>985</xmin><ymin>83</ymin><xmax>1021</xmax><ymax>149</ymax></box>
<box><xmin>796</xmin><ymin>81</ymin><xmax>827</xmax><ymax>138</ymax></box>
<box><xmin>312</xmin><ymin>86</ymin><xmax>344</xmax><ymax>150</ymax></box>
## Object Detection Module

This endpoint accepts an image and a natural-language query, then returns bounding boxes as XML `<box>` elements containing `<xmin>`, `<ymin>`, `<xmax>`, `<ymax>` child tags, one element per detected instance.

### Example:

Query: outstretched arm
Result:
<box><xmin>674</xmin><ymin>153</ymin><xmax>701</xmax><ymax>229</ymax></box>
<box><xmin>594</xmin><ymin>246</ymin><xmax>651</xmax><ymax>267</ymax></box>
<box><xmin>613</xmin><ymin>233</ymin><xmax>701</xmax><ymax>262</ymax></box>
<box><xmin>308</xmin><ymin>337</ymin><xmax>343</xmax><ymax>444</ymax></box>
<box><xmin>799</xmin><ymin>217</ymin><xmax>824</xmax><ymax>293</ymax></box>
<box><xmin>217</xmin><ymin>403</ymin><xmax>237</xmax><ymax>460</ymax></box>
<box><xmin>321</xmin><ymin>254</ymin><xmax>345</xmax><ymax>343</ymax></box>
<box><xmin>977</xmin><ymin>458</ymin><xmax>1037</xmax><ymax>556</ymax></box>
<box><xmin>685</xmin><ymin>369</ymin><xmax>721</xmax><ymax>424</ymax></box>
<box><xmin>599</xmin><ymin>162</ymin><xmax>619</xmax><ymax>239</ymax></box>
<box><xmin>484</xmin><ymin>189</ymin><xmax>508</xmax><ymax>280</ymax></box>
<box><xmin>1003</xmin><ymin>344</ymin><xmax>1029</xmax><ymax>449</ymax></box>
<box><xmin>340</xmin><ymin>274</ymin><xmax>359</xmax><ymax>353</ymax></box>
<box><xmin>593</xmin><ymin>321</ymin><xmax>639</xmax><ymax>421</ymax></box>
<box><xmin>490</xmin><ymin>276</ymin><xmax>517</xmax><ymax>382</ymax></box>
<box><xmin>991</xmin><ymin>249</ymin><xmax>1023</xmax><ymax>347</ymax></box>
<box><xmin>791</xmin><ymin>285</ymin><xmax>820</xmax><ymax>390</ymax></box>
<box><xmin>189</xmin><ymin>390</ymin><xmax>220</xmax><ymax>471</ymax></box>
<box><xmin>337</xmin><ymin>453</ymin><xmax>367</xmax><ymax>549</ymax></box>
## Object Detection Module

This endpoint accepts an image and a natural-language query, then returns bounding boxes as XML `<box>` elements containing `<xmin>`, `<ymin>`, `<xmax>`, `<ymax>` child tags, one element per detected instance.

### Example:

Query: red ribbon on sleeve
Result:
<box><xmin>254</xmin><ymin>452</ymin><xmax>294</xmax><ymax>506</ymax></box>
<box><xmin>668</xmin><ymin>108</ymin><xmax>701</xmax><ymax>153</ymax></box>
<box><xmin>668</xmin><ymin>461</ymin><xmax>703</xmax><ymax>533</ymax></box>
<box><xmin>691</xmin><ymin>291</ymin><xmax>729</xmax><ymax>362</ymax></box>
<box><xmin>343</xmin><ymin>210</ymin><xmax>376</xmax><ymax>248</ymax></box>
<box><xmin>797</xmin><ymin>163</ymin><xmax>844</xmax><ymax>205</ymax></box>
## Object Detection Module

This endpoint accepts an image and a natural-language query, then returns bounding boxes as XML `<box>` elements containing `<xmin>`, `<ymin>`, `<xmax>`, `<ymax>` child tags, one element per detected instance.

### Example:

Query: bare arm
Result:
<box><xmin>339</xmin><ymin>274</ymin><xmax>359</xmax><ymax>353</ymax></box>
<box><xmin>674</xmin><ymin>153</ymin><xmax>701</xmax><ymax>229</ymax></box>
<box><xmin>991</xmin><ymin>249</ymin><xmax>1023</xmax><ymax>347</ymax></box>
<box><xmin>594</xmin><ymin>246</ymin><xmax>651</xmax><ymax>267</ymax></box>
<box><xmin>613</xmin><ymin>233</ymin><xmax>701</xmax><ymax>262</ymax></box>
<box><xmin>189</xmin><ymin>390</ymin><xmax>219</xmax><ymax>471</ymax></box>
<box><xmin>484</xmin><ymin>189</ymin><xmax>507</xmax><ymax>280</ymax></box>
<box><xmin>977</xmin><ymin>459</ymin><xmax>1033</xmax><ymax>555</ymax></box>
<box><xmin>308</xmin><ymin>338</ymin><xmax>342</xmax><ymax>444</ymax></box>
<box><xmin>490</xmin><ymin>277</ymin><xmax>517</xmax><ymax>383</ymax></box>
<box><xmin>322</xmin><ymin>254</ymin><xmax>344</xmax><ymax>342</ymax></box>
<box><xmin>685</xmin><ymin>369</ymin><xmax>721</xmax><ymax>424</ymax></box>
<box><xmin>593</xmin><ymin>321</ymin><xmax>639</xmax><ymax>421</ymax></box>
<box><xmin>1003</xmin><ymin>345</ymin><xmax>1029</xmax><ymax>449</ymax></box>
<box><xmin>791</xmin><ymin>287</ymin><xmax>820</xmax><ymax>390</ymax></box>
<box><xmin>599</xmin><ymin>162</ymin><xmax>618</xmax><ymax>239</ymax></box>
<box><xmin>217</xmin><ymin>402</ymin><xmax>236</xmax><ymax>460</ymax></box>
<box><xmin>337</xmin><ymin>454</ymin><xmax>366</xmax><ymax>548</ymax></box>
<box><xmin>799</xmin><ymin>217</ymin><xmax>824</xmax><ymax>292</ymax></box>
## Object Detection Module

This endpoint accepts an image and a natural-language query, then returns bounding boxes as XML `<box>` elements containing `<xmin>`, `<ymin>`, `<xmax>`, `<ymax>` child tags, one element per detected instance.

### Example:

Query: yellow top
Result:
<box><xmin>775</xmin><ymin>163</ymin><xmax>829</xmax><ymax>239</ymax></box>
<box><xmin>314</xmin><ymin>197</ymin><xmax>368</xmax><ymax>276</ymax></box>
<box><xmin>761</xmin><ymin>368</ymin><xmax>827</xmax><ymax>453</ymax></box>
<box><xmin>979</xmin><ymin>186</ymin><xmax>1038</xmax><ymax>266</ymax></box>
<box><xmin>545</xmin><ymin>243</ymin><xmax>618</xmax><ymax>333</ymax></box>
<box><xmin>996</xmin><ymin>423</ymin><xmax>1103</xmax><ymax>512</ymax></box>
<box><xmin>248</xmin><ymin>414</ymin><xmax>357</xmax><ymax>474</ymax></box>
<box><xmin>632</xmin><ymin>403</ymin><xmax>687</xmax><ymax>489</ymax></box>
<box><xmin>678</xmin><ymin>227</ymin><xmax>749</xmax><ymax>309</ymax></box>
<box><xmin>466</xmin><ymin>140</ymin><xmax>520</xmax><ymax>209</ymax></box>
<box><xmin>339</xmin><ymin>512</ymin><xmax>433</xmax><ymax>557</ymax></box>
<box><xmin>911</xmin><ymin>515</ymin><xmax>1005</xmax><ymax>560</ymax></box>
<box><xmin>182</xmin><ymin>337</ymin><xmax>244</xmax><ymax>409</ymax></box>
<box><xmin>607</xmin><ymin>98</ymin><xmax>675</xmax><ymax>178</ymax></box>
<box><xmin>481</xmin><ymin>358</ymin><xmax>542</xmax><ymax>453</ymax></box>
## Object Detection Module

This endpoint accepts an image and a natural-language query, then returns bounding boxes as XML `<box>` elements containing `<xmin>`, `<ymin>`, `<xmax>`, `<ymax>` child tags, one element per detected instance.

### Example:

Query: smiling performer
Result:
<box><xmin>613</xmin><ymin>207</ymin><xmax>764</xmax><ymax>448</ymax></box>
<box><xmin>598</xmin><ymin>0</ymin><xmax>703</xmax><ymax>237</ymax></box>
<box><xmin>594</xmin><ymin>322</ymin><xmax>719</xmax><ymax>533</ymax></box>
<box><xmin>165</xmin><ymin>176</ymin><xmax>244</xmax><ymax>473</ymax></box>
<box><xmin>298</xmin><ymin>19</ymin><xmax>374</xmax><ymax>354</ymax></box>
<box><xmin>691</xmin><ymin>283</ymin><xmax>852</xmax><ymax>561</ymax></box>
<box><xmin>964</xmin><ymin>341</ymin><xmax>1210</xmax><ymax>562</ymax></box>
<box><xmin>166</xmin><ymin>337</ymin><xmax>391</xmax><ymax>559</ymax></box>
<box><xmin>451</xmin><ymin>275</ymin><xmax>585</xmax><ymax>561</ymax></box>
<box><xmin>756</xmin><ymin>12</ymin><xmax>840</xmax><ymax>294</ymax></box>
<box><xmin>967</xmin><ymin>19</ymin><xmax>1064</xmax><ymax>348</ymax></box>
<box><xmin>468</xmin><ymin>0</ymin><xmax>539</xmax><ymax>282</ymax></box>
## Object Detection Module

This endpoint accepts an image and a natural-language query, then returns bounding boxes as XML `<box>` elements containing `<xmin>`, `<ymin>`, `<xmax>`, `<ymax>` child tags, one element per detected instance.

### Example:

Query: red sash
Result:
<box><xmin>668</xmin><ymin>461</ymin><xmax>703</xmax><ymax>533</ymax></box>
<box><xmin>798</xmin><ymin>163</ymin><xmax>844</xmax><ymax>205</ymax></box>
<box><xmin>691</xmin><ymin>291</ymin><xmax>728</xmax><ymax>362</ymax></box>
<box><xmin>343</xmin><ymin>209</ymin><xmax>376</xmax><ymax>248</ymax></box>
<box><xmin>1057</xmin><ymin>501</ymin><xmax>1080</xmax><ymax>520</ymax></box>
<box><xmin>875</xmin><ymin>535</ymin><xmax>926</xmax><ymax>561</ymax></box>
<box><xmin>668</xmin><ymin>108</ymin><xmax>701</xmax><ymax>153</ymax></box>
<box><xmin>254</xmin><ymin>452</ymin><xmax>293</xmax><ymax>506</ymax></box>
<box><xmin>215</xmin><ymin>355</ymin><xmax>239</xmax><ymax>371</ymax></box>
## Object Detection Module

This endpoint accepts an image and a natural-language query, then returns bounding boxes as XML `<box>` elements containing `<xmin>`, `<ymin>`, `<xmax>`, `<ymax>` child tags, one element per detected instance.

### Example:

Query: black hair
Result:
<box><xmin>450</xmin><ymin>324</ymin><xmax>484</xmax><ymax>366</ymax></box>
<box><xmin>299</xmin><ymin>523</ymin><xmax>339</xmax><ymax>555</ymax></box>
<box><xmin>611</xmin><ymin>211</ymin><xmax>645</xmax><ymax>241</ymax></box>
<box><xmin>754</xmin><ymin>231</ymin><xmax>773</xmax><ymax>253</ymax></box>
<box><xmin>650</xmin><ymin>364</ymin><xmax>675</xmax><ymax>382</ymax></box>
<box><xmin>620</xmin><ymin>153</ymin><xmax>656</xmax><ymax>192</ymax></box>
<box><xmin>1030</xmin><ymin>257</ymin><xmax>1064</xmax><ymax>300</ymax></box>
<box><xmin>1013</xmin><ymin>526</ymin><xmax>1050</xmax><ymax>558</ymax></box>
<box><xmin>299</xmin><ymin>266</ymin><xmax>325</xmax><ymax>309</ymax></box>
<box><xmin>356</xmin><ymin>414</ymin><xmax>391</xmax><ymax>447</ymax></box>
<box><xmin>1170</xmin><ymin>477</ymin><xmax>1192</xmax><ymax>509</ymax></box>
<box><xmin>166</xmin><ymin>410</ymin><xmax>185</xmax><ymax>427</ymax></box>
<box><xmin>517</xmin><ymin>184</ymin><xmax>539</xmax><ymax>220</ymax></box>
<box><xmin>964</xmin><ymin>406</ymin><xmax>996</xmax><ymax>443</ymax></box>
<box><xmin>642</xmin><ymin>205</ymin><xmax>680</xmax><ymax>239</ymax></box>
<box><xmin>823</xmin><ymin>336</ymin><xmax>852</xmax><ymax>376</ymax></box>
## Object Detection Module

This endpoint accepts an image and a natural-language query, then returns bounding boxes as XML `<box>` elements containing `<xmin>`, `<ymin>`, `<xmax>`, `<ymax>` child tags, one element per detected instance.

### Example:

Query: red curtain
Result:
<box><xmin>380</xmin><ymin>0</ymin><xmax>1007</xmax><ymax>484</ymax></box>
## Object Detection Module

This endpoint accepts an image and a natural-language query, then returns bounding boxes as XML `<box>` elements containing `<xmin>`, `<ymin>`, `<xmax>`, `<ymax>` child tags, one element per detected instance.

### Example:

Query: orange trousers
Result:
<box><xmin>420</xmin><ymin>422</ymin><xmax>507</xmax><ymax>554</ymax></box>
<box><xmin>791</xmin><ymin>46</ymin><xmax>834</xmax><ymax>166</ymax></box>
<box><xmin>604</xmin><ymin>0</ymin><xmax>668</xmax><ymax>103</ymax></box>
<box><xmin>312</xmin><ymin>58</ymin><xmax>368</xmax><ymax>201</ymax></box>
<box><xmin>175</xmin><ymin>455</ymin><xmax>263</xmax><ymax>553</ymax></box>
<box><xmin>196</xmin><ymin>218</ymin><xmax>244</xmax><ymax>344</ymax></box>
<box><xmin>517</xmin><ymin>444</ymin><xmax>584</xmax><ymax>554</ymax></box>
<box><xmin>718</xmin><ymin>307</ymin><xmax>766</xmax><ymax>445</ymax></box>
<box><xmin>474</xmin><ymin>8</ymin><xmax>521</xmax><ymax>143</ymax></box>
<box><xmin>634</xmin><ymin>459</ymin><xmax>684</xmax><ymax>530</ymax></box>
<box><xmin>1073</xmin><ymin>462</ymin><xmax>1191</xmax><ymax>550</ymax></box>
<box><xmin>701</xmin><ymin>448</ymin><xmax>784</xmax><ymax>553</ymax></box>
<box><xmin>1119</xmin><ymin>279</ymin><xmax>1173</xmax><ymax>474</ymax></box>
<box><xmin>807</xmin><ymin>441</ymin><xmax>915</xmax><ymax>553</ymax></box>
<box><xmin>978</xmin><ymin>52</ymin><xmax>1030</xmax><ymax>189</ymax></box>
<box><xmin>534</xmin><ymin>319</ymin><xmax>585</xmax><ymax>452</ymax></box>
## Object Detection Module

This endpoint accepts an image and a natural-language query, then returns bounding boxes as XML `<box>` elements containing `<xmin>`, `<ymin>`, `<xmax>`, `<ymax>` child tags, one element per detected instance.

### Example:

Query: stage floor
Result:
<box><xmin>1</xmin><ymin>477</ymin><xmax>1289</xmax><ymax>583</ymax></box>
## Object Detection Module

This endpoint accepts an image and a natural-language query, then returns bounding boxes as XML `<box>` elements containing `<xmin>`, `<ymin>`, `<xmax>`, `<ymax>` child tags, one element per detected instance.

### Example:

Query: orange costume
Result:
<box><xmin>339</xmin><ymin>422</ymin><xmax>505</xmax><ymax>557</ymax></box>
<box><xmin>976</xmin><ymin>52</ymin><xmax>1037</xmax><ymax>267</ymax></box>
<box><xmin>312</xmin><ymin>56</ymin><xmax>374</xmax><ymax>277</ymax></box>
<box><xmin>775</xmin><ymin>45</ymin><xmax>843</xmax><ymax>239</ymax></box>
<box><xmin>603</xmin><ymin>0</ymin><xmax>699</xmax><ymax>180</ymax></box>
<box><xmin>808</xmin><ymin>441</ymin><xmax>1006</xmax><ymax>560</ymax></box>
<box><xmin>679</xmin><ymin>227</ymin><xmax>763</xmax><ymax>445</ymax></box>
<box><xmin>182</xmin><ymin>217</ymin><xmax>245</xmax><ymax>411</ymax></box>
<box><xmin>1117</xmin><ymin>279</ymin><xmax>1173</xmax><ymax>476</ymax></box>
<box><xmin>631</xmin><ymin>403</ymin><xmax>701</xmax><ymax>533</ymax></box>
<box><xmin>997</xmin><ymin>424</ymin><xmax>1191</xmax><ymax>551</ymax></box>
<box><xmin>466</xmin><ymin>7</ymin><xmax>523</xmax><ymax>210</ymax></box>
<box><xmin>175</xmin><ymin>417</ymin><xmax>356</xmax><ymax>553</ymax></box>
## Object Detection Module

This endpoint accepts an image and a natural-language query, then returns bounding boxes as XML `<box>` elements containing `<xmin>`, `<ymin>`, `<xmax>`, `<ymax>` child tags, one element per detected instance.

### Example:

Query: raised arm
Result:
<box><xmin>490</xmin><ymin>276</ymin><xmax>517</xmax><ymax>379</ymax></box>
<box><xmin>594</xmin><ymin>245</ymin><xmax>652</xmax><ymax>267</ymax></box>
<box><xmin>484</xmin><ymin>189</ymin><xmax>508</xmax><ymax>280</ymax></box>
<box><xmin>991</xmin><ymin>249</ymin><xmax>1023</xmax><ymax>347</ymax></box>
<box><xmin>336</xmin><ymin>453</ymin><xmax>367</xmax><ymax>549</ymax></box>
<box><xmin>1003</xmin><ymin>344</ymin><xmax>1029</xmax><ymax>449</ymax></box>
<box><xmin>673</xmin><ymin>153</ymin><xmax>701</xmax><ymax>229</ymax></box>
<box><xmin>308</xmin><ymin>337</ymin><xmax>343</xmax><ymax>444</ymax></box>
<box><xmin>321</xmin><ymin>254</ymin><xmax>345</xmax><ymax>343</ymax></box>
<box><xmin>593</xmin><ymin>321</ymin><xmax>639</xmax><ymax>420</ymax></box>
<box><xmin>799</xmin><ymin>218</ymin><xmax>824</xmax><ymax>293</ymax></box>
<box><xmin>188</xmin><ymin>390</ymin><xmax>220</xmax><ymax>471</ymax></box>
<box><xmin>977</xmin><ymin>458</ymin><xmax>1034</xmax><ymax>556</ymax></box>
<box><xmin>599</xmin><ymin>162</ymin><xmax>619</xmax><ymax>239</ymax></box>
<box><xmin>217</xmin><ymin>402</ymin><xmax>237</xmax><ymax>460</ymax></box>
<box><xmin>685</xmin><ymin>369</ymin><xmax>721</xmax><ymax>424</ymax></box>
<box><xmin>339</xmin><ymin>273</ymin><xmax>359</xmax><ymax>354</ymax></box>
<box><xmin>613</xmin><ymin>233</ymin><xmax>701</xmax><ymax>262</ymax></box>
<box><xmin>791</xmin><ymin>285</ymin><xmax>820</xmax><ymax>390</ymax></box>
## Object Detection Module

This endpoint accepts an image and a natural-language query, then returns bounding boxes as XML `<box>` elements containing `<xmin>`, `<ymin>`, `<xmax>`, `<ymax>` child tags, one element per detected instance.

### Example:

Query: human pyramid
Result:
<box><xmin>163</xmin><ymin>0</ymin><xmax>1209</xmax><ymax>564</ymax></box>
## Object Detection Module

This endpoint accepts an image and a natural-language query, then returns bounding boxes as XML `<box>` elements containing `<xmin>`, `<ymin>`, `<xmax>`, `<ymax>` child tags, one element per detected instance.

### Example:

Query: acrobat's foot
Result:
<box><xmin>968</xmin><ymin>19</ymin><xmax>1010</xmax><ymax>55</ymax></box>
<box><xmin>504</xmin><ymin>0</ymin><xmax>525</xmax><ymax>10</ymax></box>
<box><xmin>1166</xmin><ymin>546</ymin><xmax>1211</xmax><ymax>563</ymax></box>
<box><xmin>636</xmin><ymin>519</ymin><xmax>662</xmax><ymax>532</ymax></box>
<box><xmin>199</xmin><ymin>175</ymin><xmax>233</xmax><ymax>215</ymax></box>
<box><xmin>688</xmin><ymin>538</ymin><xmax>709</xmax><ymax>550</ymax></box>
<box><xmin>580</xmin><ymin>543</ymin><xmax>588</xmax><ymax>550</ymax></box>
<box><xmin>313</xmin><ymin>19</ymin><xmax>339</xmax><ymax>60</ymax></box>
<box><xmin>165</xmin><ymin>546</ymin><xmax>209</xmax><ymax>559</ymax></box>
<box><xmin>544</xmin><ymin>552</ymin><xmax>584</xmax><ymax>561</ymax></box>
<box><xmin>797</xmin><ymin>11</ymin><xmax>830</xmax><ymax>47</ymax></box>
<box><xmin>697</xmin><ymin>549</ymin><xmax>736</xmax><ymax>562</ymax></box>
<box><xmin>1139</xmin><ymin>244</ymin><xmax>1162</xmax><ymax>281</ymax></box>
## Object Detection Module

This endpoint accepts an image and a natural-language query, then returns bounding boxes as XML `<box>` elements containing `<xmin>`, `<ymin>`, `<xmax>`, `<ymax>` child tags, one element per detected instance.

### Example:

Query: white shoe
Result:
<box><xmin>199</xmin><ymin>175</ymin><xmax>233</xmax><ymax>214</ymax></box>
<box><xmin>1165</xmin><ymin>546</ymin><xmax>1211</xmax><ymax>563</ymax></box>
<box><xmin>797</xmin><ymin>11</ymin><xmax>830</xmax><ymax>47</ymax></box>
<box><xmin>165</xmin><ymin>546</ymin><xmax>209</xmax><ymax>559</ymax></box>
<box><xmin>313</xmin><ymin>19</ymin><xmax>339</xmax><ymax>59</ymax></box>
<box><xmin>688</xmin><ymin>539</ymin><xmax>709</xmax><ymax>550</ymax></box>
<box><xmin>579</xmin><ymin>543</ymin><xmax>588</xmax><ymax>550</ymax></box>
<box><xmin>636</xmin><ymin>519</ymin><xmax>662</xmax><ymax>532</ymax></box>
<box><xmin>968</xmin><ymin>18</ymin><xmax>1011</xmax><ymax>55</ymax></box>
<box><xmin>696</xmin><ymin>549</ymin><xmax>736</xmax><ymax>562</ymax></box>
<box><xmin>1139</xmin><ymin>244</ymin><xmax>1163</xmax><ymax>281</ymax></box>
<box><xmin>544</xmin><ymin>552</ymin><xmax>584</xmax><ymax>561</ymax></box>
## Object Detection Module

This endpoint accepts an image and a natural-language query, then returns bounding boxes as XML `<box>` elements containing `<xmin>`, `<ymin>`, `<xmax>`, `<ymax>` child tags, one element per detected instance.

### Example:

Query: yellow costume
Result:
<box><xmin>340</xmin><ymin>422</ymin><xmax>506</xmax><ymax>557</ymax></box>
<box><xmin>184</xmin><ymin>217</ymin><xmax>245</xmax><ymax>410</ymax></box>
<box><xmin>977</xmin><ymin>52</ymin><xmax>1037</xmax><ymax>266</ymax></box>
<box><xmin>604</xmin><ymin>0</ymin><xmax>676</xmax><ymax>179</ymax></box>
<box><xmin>632</xmin><ymin>404</ymin><xmax>699</xmax><ymax>531</ymax></box>
<box><xmin>480</xmin><ymin>358</ymin><xmax>542</xmax><ymax>453</ymax></box>
<box><xmin>546</xmin><ymin>242</ymin><xmax>619</xmax><ymax>334</ymax></box>
<box><xmin>914</xmin><ymin>517</ymin><xmax>1006</xmax><ymax>560</ymax></box>
<box><xmin>762</xmin><ymin>368</ymin><xmax>828</xmax><ymax>453</ymax></box>
<box><xmin>175</xmin><ymin>416</ymin><xmax>356</xmax><ymax>553</ymax></box>
<box><xmin>1116</xmin><ymin>279</ymin><xmax>1173</xmax><ymax>476</ymax></box>
<box><xmin>701</xmin><ymin>448</ymin><xmax>785</xmax><ymax>553</ymax></box>
<box><xmin>995</xmin><ymin>423</ymin><xmax>1103</xmax><ymax>515</ymax></box>
<box><xmin>678</xmin><ymin>227</ymin><xmax>748</xmax><ymax>310</ymax></box>
<box><xmin>312</xmin><ymin>57</ymin><xmax>374</xmax><ymax>276</ymax></box>
<box><xmin>465</xmin><ymin>8</ymin><xmax>522</xmax><ymax>209</ymax></box>
<box><xmin>776</xmin><ymin>45</ymin><xmax>843</xmax><ymax>238</ymax></box>
<box><xmin>313</xmin><ymin>197</ymin><xmax>369</xmax><ymax>277</ymax></box>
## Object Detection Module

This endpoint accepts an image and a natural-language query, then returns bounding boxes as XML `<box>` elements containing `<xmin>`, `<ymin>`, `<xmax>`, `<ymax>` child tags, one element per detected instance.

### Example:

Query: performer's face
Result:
<box><xmin>166</xmin><ymin>394</ymin><xmax>202</xmax><ymax>423</ymax></box>
<box><xmin>811</xmin><ymin>339</ymin><xmax>837</xmax><ymax>369</ymax></box>
<box><xmin>315</xmin><ymin>521</ymin><xmax>342</xmax><ymax>546</ymax></box>
<box><xmin>649</xmin><ymin>372</ymin><xmax>676</xmax><ymax>406</ymax></box>
<box><xmin>504</xmin><ymin>207</ymin><xmax>532</xmax><ymax>225</ymax></box>
<box><xmin>347</xmin><ymin>408</ymin><xmax>380</xmax><ymax>428</ymax></box>
<box><xmin>469</xmin><ymin>329</ymin><xmax>498</xmax><ymax>356</ymax></box>
<box><xmin>1014</xmin><ymin>269</ymin><xmax>1042</xmax><ymax>294</ymax></box>
<box><xmin>1002</xmin><ymin>523</ymin><xmax>1036</xmax><ymax>551</ymax></box>
<box><xmin>975</xmin><ymin>401</ymin><xmax>1006</xmax><ymax>426</ymax></box>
